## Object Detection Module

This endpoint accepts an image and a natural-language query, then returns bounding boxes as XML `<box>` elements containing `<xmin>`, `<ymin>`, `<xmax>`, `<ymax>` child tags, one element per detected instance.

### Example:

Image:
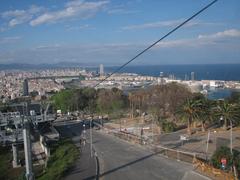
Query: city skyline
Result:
<box><xmin>0</xmin><ymin>0</ymin><xmax>240</xmax><ymax>65</ymax></box>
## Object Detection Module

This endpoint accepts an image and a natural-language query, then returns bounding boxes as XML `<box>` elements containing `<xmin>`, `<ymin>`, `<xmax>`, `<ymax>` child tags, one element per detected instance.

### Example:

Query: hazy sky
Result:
<box><xmin>0</xmin><ymin>0</ymin><xmax>240</xmax><ymax>65</ymax></box>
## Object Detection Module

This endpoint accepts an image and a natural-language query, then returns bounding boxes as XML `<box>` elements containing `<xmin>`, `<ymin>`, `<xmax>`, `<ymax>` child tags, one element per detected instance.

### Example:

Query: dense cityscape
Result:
<box><xmin>1</xmin><ymin>65</ymin><xmax>240</xmax><ymax>103</ymax></box>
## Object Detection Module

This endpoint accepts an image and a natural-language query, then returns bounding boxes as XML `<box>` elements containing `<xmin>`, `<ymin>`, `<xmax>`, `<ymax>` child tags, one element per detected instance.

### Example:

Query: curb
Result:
<box><xmin>92</xmin><ymin>146</ymin><xmax>100</xmax><ymax>180</ymax></box>
<box><xmin>95</xmin><ymin>153</ymin><xmax>100</xmax><ymax>180</ymax></box>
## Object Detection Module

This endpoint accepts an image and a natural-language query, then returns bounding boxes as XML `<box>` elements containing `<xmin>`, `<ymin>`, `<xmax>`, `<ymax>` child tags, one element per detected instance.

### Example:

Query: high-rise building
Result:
<box><xmin>99</xmin><ymin>64</ymin><xmax>104</xmax><ymax>76</ymax></box>
<box><xmin>160</xmin><ymin>72</ymin><xmax>163</xmax><ymax>78</ymax></box>
<box><xmin>160</xmin><ymin>72</ymin><xmax>164</xmax><ymax>84</ymax></box>
<box><xmin>191</xmin><ymin>72</ymin><xmax>195</xmax><ymax>81</ymax></box>
<box><xmin>23</xmin><ymin>79</ymin><xmax>29</xmax><ymax>96</ymax></box>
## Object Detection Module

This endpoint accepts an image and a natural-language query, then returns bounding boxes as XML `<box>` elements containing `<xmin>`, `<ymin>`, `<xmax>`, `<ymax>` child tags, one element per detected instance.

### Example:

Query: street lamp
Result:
<box><xmin>83</xmin><ymin>124</ymin><xmax>86</xmax><ymax>137</ymax></box>
<box><xmin>205</xmin><ymin>130</ymin><xmax>210</xmax><ymax>160</ymax></box>
<box><xmin>229</xmin><ymin>119</ymin><xmax>237</xmax><ymax>179</ymax></box>
<box><xmin>219</xmin><ymin>116</ymin><xmax>232</xmax><ymax>154</ymax></box>
<box><xmin>230</xmin><ymin>119</ymin><xmax>233</xmax><ymax>155</ymax></box>
<box><xmin>90</xmin><ymin>118</ymin><xmax>93</xmax><ymax>157</ymax></box>
<box><xmin>219</xmin><ymin>116</ymin><xmax>224</xmax><ymax>127</ymax></box>
<box><xmin>151</xmin><ymin>117</ymin><xmax>154</xmax><ymax>144</ymax></box>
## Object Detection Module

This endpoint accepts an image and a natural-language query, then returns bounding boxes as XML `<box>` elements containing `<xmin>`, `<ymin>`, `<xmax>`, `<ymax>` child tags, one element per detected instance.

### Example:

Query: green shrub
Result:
<box><xmin>161</xmin><ymin>121</ymin><xmax>176</xmax><ymax>133</ymax></box>
<box><xmin>37</xmin><ymin>139</ymin><xmax>79</xmax><ymax>180</ymax></box>
<box><xmin>211</xmin><ymin>146</ymin><xmax>240</xmax><ymax>173</ymax></box>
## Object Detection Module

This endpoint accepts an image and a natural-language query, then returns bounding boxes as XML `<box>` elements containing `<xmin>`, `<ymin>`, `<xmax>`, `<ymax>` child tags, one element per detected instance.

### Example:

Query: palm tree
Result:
<box><xmin>215</xmin><ymin>100</ymin><xmax>239</xmax><ymax>130</ymax></box>
<box><xmin>197</xmin><ymin>98</ymin><xmax>214</xmax><ymax>132</ymax></box>
<box><xmin>177</xmin><ymin>98</ymin><xmax>201</xmax><ymax>135</ymax></box>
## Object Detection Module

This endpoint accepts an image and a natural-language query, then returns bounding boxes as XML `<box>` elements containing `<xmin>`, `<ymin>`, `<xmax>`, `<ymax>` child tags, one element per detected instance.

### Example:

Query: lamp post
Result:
<box><xmin>229</xmin><ymin>119</ymin><xmax>238</xmax><ymax>180</ymax></box>
<box><xmin>230</xmin><ymin>119</ymin><xmax>233</xmax><ymax>155</ymax></box>
<box><xmin>219</xmin><ymin>116</ymin><xmax>224</xmax><ymax>127</ymax></box>
<box><xmin>90</xmin><ymin>118</ymin><xmax>93</xmax><ymax>157</ymax></box>
<box><xmin>219</xmin><ymin>116</ymin><xmax>232</xmax><ymax>154</ymax></box>
<box><xmin>83</xmin><ymin>124</ymin><xmax>86</xmax><ymax>139</ymax></box>
<box><xmin>23</xmin><ymin>121</ymin><xmax>34</xmax><ymax>180</ymax></box>
<box><xmin>205</xmin><ymin>130</ymin><xmax>210</xmax><ymax>160</ymax></box>
<box><xmin>83</xmin><ymin>124</ymin><xmax>86</xmax><ymax>133</ymax></box>
<box><xmin>151</xmin><ymin>117</ymin><xmax>154</xmax><ymax>144</ymax></box>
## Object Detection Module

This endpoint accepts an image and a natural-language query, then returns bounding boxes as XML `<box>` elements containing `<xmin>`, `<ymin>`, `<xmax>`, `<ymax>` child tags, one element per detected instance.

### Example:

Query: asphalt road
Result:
<box><xmin>54</xmin><ymin>121</ymin><xmax>209</xmax><ymax>180</ymax></box>
<box><xmin>54</xmin><ymin>121</ymin><xmax>97</xmax><ymax>180</ymax></box>
<box><xmin>92</xmin><ymin>131</ymin><xmax>206</xmax><ymax>180</ymax></box>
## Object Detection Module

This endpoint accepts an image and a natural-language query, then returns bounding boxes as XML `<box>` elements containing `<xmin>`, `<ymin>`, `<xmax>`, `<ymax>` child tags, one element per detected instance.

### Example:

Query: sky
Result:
<box><xmin>0</xmin><ymin>0</ymin><xmax>240</xmax><ymax>65</ymax></box>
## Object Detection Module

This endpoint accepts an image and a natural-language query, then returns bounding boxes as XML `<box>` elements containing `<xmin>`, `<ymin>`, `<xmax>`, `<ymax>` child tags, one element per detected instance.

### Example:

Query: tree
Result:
<box><xmin>51</xmin><ymin>88</ymin><xmax>97</xmax><ymax>114</ymax></box>
<box><xmin>29</xmin><ymin>90</ymin><xmax>39</xmax><ymax>98</ymax></box>
<box><xmin>96</xmin><ymin>88</ymin><xmax>128</xmax><ymax>118</ymax></box>
<box><xmin>97</xmin><ymin>89</ymin><xmax>112</xmax><ymax>115</ymax></box>
<box><xmin>128</xmin><ymin>89</ymin><xmax>148</xmax><ymax>118</ymax></box>
<box><xmin>227</xmin><ymin>92</ymin><xmax>240</xmax><ymax>104</ymax></box>
<box><xmin>195</xmin><ymin>97</ymin><xmax>214</xmax><ymax>132</ymax></box>
<box><xmin>164</xmin><ymin>83</ymin><xmax>192</xmax><ymax>115</ymax></box>
<box><xmin>177</xmin><ymin>98</ymin><xmax>201</xmax><ymax>135</ymax></box>
<box><xmin>215</xmin><ymin>101</ymin><xmax>239</xmax><ymax>130</ymax></box>
<box><xmin>51</xmin><ymin>89</ymin><xmax>74</xmax><ymax>113</ymax></box>
<box><xmin>161</xmin><ymin>120</ymin><xmax>177</xmax><ymax>133</ymax></box>
<box><xmin>128</xmin><ymin>83</ymin><xmax>191</xmax><ymax>131</ymax></box>
<box><xmin>82</xmin><ymin>88</ymin><xmax>97</xmax><ymax>116</ymax></box>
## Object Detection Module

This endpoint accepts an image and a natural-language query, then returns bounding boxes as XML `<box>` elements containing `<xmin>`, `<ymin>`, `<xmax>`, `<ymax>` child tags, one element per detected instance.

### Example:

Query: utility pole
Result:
<box><xmin>205</xmin><ymin>130</ymin><xmax>210</xmax><ymax>160</ymax></box>
<box><xmin>151</xmin><ymin>116</ymin><xmax>154</xmax><ymax>144</ymax></box>
<box><xmin>230</xmin><ymin>119</ymin><xmax>238</xmax><ymax>180</ymax></box>
<box><xmin>230</xmin><ymin>119</ymin><xmax>233</xmax><ymax>154</ymax></box>
<box><xmin>12</xmin><ymin>142</ymin><xmax>18</xmax><ymax>168</ymax></box>
<box><xmin>23</xmin><ymin>120</ymin><xmax>34</xmax><ymax>180</ymax></box>
<box><xmin>12</xmin><ymin>127</ymin><xmax>19</xmax><ymax>168</ymax></box>
<box><xmin>119</xmin><ymin>119</ymin><xmax>122</xmax><ymax>132</ymax></box>
<box><xmin>23</xmin><ymin>102</ymin><xmax>34</xmax><ymax>180</ymax></box>
<box><xmin>90</xmin><ymin>118</ymin><xmax>93</xmax><ymax>157</ymax></box>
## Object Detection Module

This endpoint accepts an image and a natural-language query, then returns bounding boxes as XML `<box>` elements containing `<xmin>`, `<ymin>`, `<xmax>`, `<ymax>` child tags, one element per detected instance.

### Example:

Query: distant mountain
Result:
<box><xmin>0</xmin><ymin>62</ymin><xmax>98</xmax><ymax>70</ymax></box>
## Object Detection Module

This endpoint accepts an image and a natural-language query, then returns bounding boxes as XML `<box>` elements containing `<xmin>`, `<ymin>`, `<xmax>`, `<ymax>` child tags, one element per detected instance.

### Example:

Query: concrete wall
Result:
<box><xmin>39</xmin><ymin>135</ymin><xmax>50</xmax><ymax>157</ymax></box>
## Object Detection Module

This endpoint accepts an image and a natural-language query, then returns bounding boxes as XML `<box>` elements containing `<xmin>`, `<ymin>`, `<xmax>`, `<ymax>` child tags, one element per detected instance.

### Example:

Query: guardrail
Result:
<box><xmin>101</xmin><ymin>126</ymin><xmax>236</xmax><ymax>180</ymax></box>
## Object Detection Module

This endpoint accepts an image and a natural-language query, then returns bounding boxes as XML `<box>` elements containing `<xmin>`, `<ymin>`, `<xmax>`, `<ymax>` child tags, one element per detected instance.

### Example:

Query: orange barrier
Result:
<box><xmin>193</xmin><ymin>158</ymin><xmax>235</xmax><ymax>180</ymax></box>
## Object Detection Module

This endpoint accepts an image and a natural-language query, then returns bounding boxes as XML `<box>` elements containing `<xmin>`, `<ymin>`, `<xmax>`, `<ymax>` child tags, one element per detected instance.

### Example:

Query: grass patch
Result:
<box><xmin>37</xmin><ymin>139</ymin><xmax>79</xmax><ymax>180</ymax></box>
<box><xmin>0</xmin><ymin>146</ymin><xmax>25</xmax><ymax>180</ymax></box>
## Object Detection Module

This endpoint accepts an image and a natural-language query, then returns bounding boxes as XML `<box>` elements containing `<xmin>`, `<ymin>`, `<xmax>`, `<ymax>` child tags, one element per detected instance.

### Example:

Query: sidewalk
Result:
<box><xmin>64</xmin><ymin>136</ymin><xmax>96</xmax><ymax>180</ymax></box>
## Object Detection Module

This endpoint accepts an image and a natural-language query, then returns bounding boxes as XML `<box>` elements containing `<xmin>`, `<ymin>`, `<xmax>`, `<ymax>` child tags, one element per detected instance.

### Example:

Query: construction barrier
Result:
<box><xmin>193</xmin><ymin>158</ymin><xmax>235</xmax><ymax>180</ymax></box>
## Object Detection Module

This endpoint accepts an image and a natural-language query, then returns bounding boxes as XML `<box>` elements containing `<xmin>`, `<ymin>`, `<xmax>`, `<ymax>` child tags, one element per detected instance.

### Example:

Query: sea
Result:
<box><xmin>101</xmin><ymin>64</ymin><xmax>240</xmax><ymax>100</ymax></box>
<box><xmin>103</xmin><ymin>64</ymin><xmax>240</xmax><ymax>81</ymax></box>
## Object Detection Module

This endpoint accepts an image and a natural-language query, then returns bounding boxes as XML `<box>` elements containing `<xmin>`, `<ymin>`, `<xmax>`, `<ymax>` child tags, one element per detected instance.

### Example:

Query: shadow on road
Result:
<box><xmin>100</xmin><ymin>152</ymin><xmax>160</xmax><ymax>177</ymax></box>
<box><xmin>55</xmin><ymin>122</ymin><xmax>97</xmax><ymax>180</ymax></box>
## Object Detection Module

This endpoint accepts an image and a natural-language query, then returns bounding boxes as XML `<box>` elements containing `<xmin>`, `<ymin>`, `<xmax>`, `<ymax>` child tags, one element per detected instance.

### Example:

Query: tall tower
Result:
<box><xmin>160</xmin><ymin>72</ymin><xmax>163</xmax><ymax>78</ymax></box>
<box><xmin>23</xmin><ymin>79</ymin><xmax>29</xmax><ymax>96</ymax></box>
<box><xmin>160</xmin><ymin>72</ymin><xmax>164</xmax><ymax>84</ymax></box>
<box><xmin>99</xmin><ymin>64</ymin><xmax>104</xmax><ymax>76</ymax></box>
<box><xmin>191</xmin><ymin>72</ymin><xmax>195</xmax><ymax>81</ymax></box>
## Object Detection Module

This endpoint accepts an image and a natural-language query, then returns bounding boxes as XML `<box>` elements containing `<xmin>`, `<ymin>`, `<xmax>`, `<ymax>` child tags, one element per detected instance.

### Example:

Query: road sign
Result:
<box><xmin>221</xmin><ymin>158</ymin><xmax>227</xmax><ymax>165</ymax></box>
<box><xmin>221</xmin><ymin>158</ymin><xmax>227</xmax><ymax>169</ymax></box>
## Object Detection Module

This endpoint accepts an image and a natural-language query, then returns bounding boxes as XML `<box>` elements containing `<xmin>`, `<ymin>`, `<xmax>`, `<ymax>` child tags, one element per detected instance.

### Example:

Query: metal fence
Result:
<box><xmin>105</xmin><ymin>129</ymin><xmax>236</xmax><ymax>180</ymax></box>
<box><xmin>150</xmin><ymin>144</ymin><xmax>196</xmax><ymax>163</ymax></box>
